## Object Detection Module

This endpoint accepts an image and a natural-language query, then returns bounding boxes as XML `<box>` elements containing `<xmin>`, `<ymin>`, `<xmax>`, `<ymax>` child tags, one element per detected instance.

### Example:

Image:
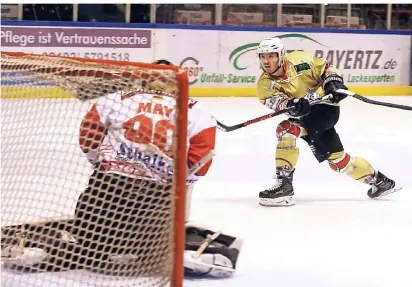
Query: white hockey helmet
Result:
<box><xmin>257</xmin><ymin>37</ymin><xmax>286</xmax><ymax>68</ymax></box>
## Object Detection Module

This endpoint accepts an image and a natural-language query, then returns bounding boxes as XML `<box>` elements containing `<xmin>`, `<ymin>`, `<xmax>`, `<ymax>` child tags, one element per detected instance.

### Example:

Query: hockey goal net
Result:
<box><xmin>1</xmin><ymin>51</ymin><xmax>188</xmax><ymax>287</ymax></box>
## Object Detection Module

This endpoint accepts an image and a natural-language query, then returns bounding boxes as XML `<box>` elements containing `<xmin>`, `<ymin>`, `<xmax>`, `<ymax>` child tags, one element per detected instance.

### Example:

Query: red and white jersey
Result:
<box><xmin>79</xmin><ymin>91</ymin><xmax>216</xmax><ymax>183</ymax></box>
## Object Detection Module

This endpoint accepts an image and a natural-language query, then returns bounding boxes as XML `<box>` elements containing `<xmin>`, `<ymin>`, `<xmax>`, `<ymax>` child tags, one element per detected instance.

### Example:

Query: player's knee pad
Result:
<box><xmin>184</xmin><ymin>222</ymin><xmax>243</xmax><ymax>278</ymax></box>
<box><xmin>328</xmin><ymin>152</ymin><xmax>375</xmax><ymax>183</ymax></box>
<box><xmin>328</xmin><ymin>151</ymin><xmax>352</xmax><ymax>173</ymax></box>
<box><xmin>276</xmin><ymin>120</ymin><xmax>302</xmax><ymax>141</ymax></box>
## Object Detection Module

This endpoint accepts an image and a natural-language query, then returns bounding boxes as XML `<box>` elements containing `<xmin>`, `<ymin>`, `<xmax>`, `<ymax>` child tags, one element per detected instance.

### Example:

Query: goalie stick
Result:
<box><xmin>188</xmin><ymin>150</ymin><xmax>216</xmax><ymax>177</ymax></box>
<box><xmin>193</xmin><ymin>229</ymin><xmax>222</xmax><ymax>259</ymax></box>
<box><xmin>336</xmin><ymin>89</ymin><xmax>412</xmax><ymax>111</ymax></box>
<box><xmin>215</xmin><ymin>95</ymin><xmax>331</xmax><ymax>132</ymax></box>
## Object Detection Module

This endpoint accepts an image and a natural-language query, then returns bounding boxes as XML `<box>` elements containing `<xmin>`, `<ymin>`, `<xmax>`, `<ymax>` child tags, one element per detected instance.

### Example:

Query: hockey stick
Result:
<box><xmin>336</xmin><ymin>89</ymin><xmax>412</xmax><ymax>111</ymax></box>
<box><xmin>215</xmin><ymin>95</ymin><xmax>330</xmax><ymax>132</ymax></box>
<box><xmin>193</xmin><ymin>230</ymin><xmax>222</xmax><ymax>259</ymax></box>
<box><xmin>215</xmin><ymin>107</ymin><xmax>294</xmax><ymax>132</ymax></box>
<box><xmin>187</xmin><ymin>150</ymin><xmax>216</xmax><ymax>178</ymax></box>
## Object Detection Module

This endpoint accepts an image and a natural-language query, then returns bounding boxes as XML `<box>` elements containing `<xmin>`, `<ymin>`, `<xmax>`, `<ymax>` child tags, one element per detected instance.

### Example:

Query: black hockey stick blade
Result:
<box><xmin>336</xmin><ymin>89</ymin><xmax>412</xmax><ymax>111</ymax></box>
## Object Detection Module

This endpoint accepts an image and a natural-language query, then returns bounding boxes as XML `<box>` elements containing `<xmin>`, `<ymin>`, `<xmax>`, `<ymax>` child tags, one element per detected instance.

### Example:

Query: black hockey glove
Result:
<box><xmin>323</xmin><ymin>75</ymin><xmax>348</xmax><ymax>103</ymax></box>
<box><xmin>286</xmin><ymin>98</ymin><xmax>311</xmax><ymax>117</ymax></box>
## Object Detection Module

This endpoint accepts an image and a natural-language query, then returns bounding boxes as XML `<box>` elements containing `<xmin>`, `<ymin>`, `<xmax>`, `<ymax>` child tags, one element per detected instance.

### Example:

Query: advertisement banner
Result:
<box><xmin>227</xmin><ymin>12</ymin><xmax>264</xmax><ymax>25</ymax></box>
<box><xmin>282</xmin><ymin>14</ymin><xmax>313</xmax><ymax>25</ymax></box>
<box><xmin>1</xmin><ymin>5</ymin><xmax>18</xmax><ymax>21</ymax></box>
<box><xmin>1</xmin><ymin>23</ymin><xmax>410</xmax><ymax>91</ymax></box>
<box><xmin>1</xmin><ymin>25</ymin><xmax>154</xmax><ymax>62</ymax></box>
<box><xmin>166</xmin><ymin>29</ymin><xmax>411</xmax><ymax>87</ymax></box>
<box><xmin>165</xmin><ymin>29</ymin><xmax>221</xmax><ymax>86</ymax></box>
<box><xmin>175</xmin><ymin>10</ymin><xmax>212</xmax><ymax>25</ymax></box>
<box><xmin>326</xmin><ymin>16</ymin><xmax>360</xmax><ymax>25</ymax></box>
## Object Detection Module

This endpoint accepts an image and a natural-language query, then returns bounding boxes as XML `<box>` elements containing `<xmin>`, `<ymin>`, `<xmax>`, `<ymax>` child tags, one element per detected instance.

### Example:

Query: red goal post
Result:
<box><xmin>1</xmin><ymin>51</ymin><xmax>188</xmax><ymax>287</ymax></box>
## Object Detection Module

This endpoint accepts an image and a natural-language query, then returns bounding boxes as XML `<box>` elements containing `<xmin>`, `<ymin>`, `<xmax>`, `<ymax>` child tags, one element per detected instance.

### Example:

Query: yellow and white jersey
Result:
<box><xmin>256</xmin><ymin>50</ymin><xmax>340</xmax><ymax>112</ymax></box>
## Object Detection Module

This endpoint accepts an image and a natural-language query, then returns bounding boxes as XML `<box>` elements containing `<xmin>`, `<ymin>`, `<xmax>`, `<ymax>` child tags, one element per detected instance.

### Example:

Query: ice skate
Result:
<box><xmin>259</xmin><ymin>167</ymin><xmax>295</xmax><ymax>207</ymax></box>
<box><xmin>367</xmin><ymin>171</ymin><xmax>402</xmax><ymax>198</ymax></box>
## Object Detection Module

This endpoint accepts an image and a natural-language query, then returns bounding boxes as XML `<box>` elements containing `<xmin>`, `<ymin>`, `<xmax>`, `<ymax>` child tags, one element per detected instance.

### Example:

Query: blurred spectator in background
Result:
<box><xmin>78</xmin><ymin>4</ymin><xmax>125</xmax><ymax>22</ymax></box>
<box><xmin>3</xmin><ymin>3</ymin><xmax>411</xmax><ymax>30</ymax></box>
<box><xmin>130</xmin><ymin>4</ymin><xmax>150</xmax><ymax>23</ymax></box>
<box><xmin>23</xmin><ymin>4</ymin><xmax>73</xmax><ymax>21</ymax></box>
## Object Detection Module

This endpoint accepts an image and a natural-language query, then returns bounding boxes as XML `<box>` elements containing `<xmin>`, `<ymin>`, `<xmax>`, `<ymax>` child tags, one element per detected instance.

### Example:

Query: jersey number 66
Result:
<box><xmin>123</xmin><ymin>115</ymin><xmax>175</xmax><ymax>157</ymax></box>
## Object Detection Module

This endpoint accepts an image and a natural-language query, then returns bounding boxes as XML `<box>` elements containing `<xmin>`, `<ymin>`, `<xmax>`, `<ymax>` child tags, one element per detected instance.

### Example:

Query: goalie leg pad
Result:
<box><xmin>2</xmin><ymin>245</ymin><xmax>49</xmax><ymax>267</ymax></box>
<box><xmin>1</xmin><ymin>226</ymin><xmax>83</xmax><ymax>273</ymax></box>
<box><xmin>184</xmin><ymin>222</ymin><xmax>243</xmax><ymax>278</ymax></box>
<box><xmin>184</xmin><ymin>250</ymin><xmax>235</xmax><ymax>278</ymax></box>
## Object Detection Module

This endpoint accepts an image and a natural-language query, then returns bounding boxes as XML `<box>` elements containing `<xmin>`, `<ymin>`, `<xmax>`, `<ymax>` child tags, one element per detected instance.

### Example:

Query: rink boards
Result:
<box><xmin>2</xmin><ymin>85</ymin><xmax>412</xmax><ymax>99</ymax></box>
<box><xmin>1</xmin><ymin>21</ymin><xmax>412</xmax><ymax>98</ymax></box>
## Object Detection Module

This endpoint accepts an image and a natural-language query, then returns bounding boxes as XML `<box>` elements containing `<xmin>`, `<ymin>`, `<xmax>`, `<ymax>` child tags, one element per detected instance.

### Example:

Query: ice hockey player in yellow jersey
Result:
<box><xmin>256</xmin><ymin>37</ymin><xmax>400</xmax><ymax>207</ymax></box>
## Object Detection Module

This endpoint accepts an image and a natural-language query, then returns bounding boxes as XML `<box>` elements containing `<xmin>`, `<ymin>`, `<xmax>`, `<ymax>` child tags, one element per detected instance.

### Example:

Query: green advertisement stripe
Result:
<box><xmin>229</xmin><ymin>43</ymin><xmax>259</xmax><ymax>62</ymax></box>
<box><xmin>233</xmin><ymin>48</ymin><xmax>258</xmax><ymax>70</ymax></box>
<box><xmin>277</xmin><ymin>33</ymin><xmax>328</xmax><ymax>47</ymax></box>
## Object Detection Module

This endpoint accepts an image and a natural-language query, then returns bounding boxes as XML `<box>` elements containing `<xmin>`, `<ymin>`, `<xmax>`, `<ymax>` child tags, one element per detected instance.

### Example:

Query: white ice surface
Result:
<box><xmin>2</xmin><ymin>96</ymin><xmax>412</xmax><ymax>287</ymax></box>
<box><xmin>185</xmin><ymin>96</ymin><xmax>412</xmax><ymax>287</ymax></box>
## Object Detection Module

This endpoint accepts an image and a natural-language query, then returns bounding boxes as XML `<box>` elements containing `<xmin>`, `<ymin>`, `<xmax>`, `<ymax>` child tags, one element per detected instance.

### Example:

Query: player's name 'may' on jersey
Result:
<box><xmin>79</xmin><ymin>91</ymin><xmax>216</xmax><ymax>183</ymax></box>
<box><xmin>256</xmin><ymin>50</ymin><xmax>340</xmax><ymax>112</ymax></box>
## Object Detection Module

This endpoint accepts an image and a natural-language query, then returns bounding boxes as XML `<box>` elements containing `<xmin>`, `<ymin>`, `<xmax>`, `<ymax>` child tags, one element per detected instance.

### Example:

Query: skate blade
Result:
<box><xmin>259</xmin><ymin>196</ymin><xmax>295</xmax><ymax>207</ymax></box>
<box><xmin>372</xmin><ymin>186</ymin><xmax>403</xmax><ymax>199</ymax></box>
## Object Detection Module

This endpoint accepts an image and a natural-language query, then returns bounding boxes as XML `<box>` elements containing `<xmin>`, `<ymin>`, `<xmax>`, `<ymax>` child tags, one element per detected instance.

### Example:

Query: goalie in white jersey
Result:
<box><xmin>1</xmin><ymin>59</ymin><xmax>242</xmax><ymax>278</ymax></box>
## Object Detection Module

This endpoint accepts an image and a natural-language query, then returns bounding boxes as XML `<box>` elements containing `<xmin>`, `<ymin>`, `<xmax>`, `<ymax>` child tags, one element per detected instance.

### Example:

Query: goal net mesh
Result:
<box><xmin>1</xmin><ymin>52</ymin><xmax>188</xmax><ymax>287</ymax></box>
